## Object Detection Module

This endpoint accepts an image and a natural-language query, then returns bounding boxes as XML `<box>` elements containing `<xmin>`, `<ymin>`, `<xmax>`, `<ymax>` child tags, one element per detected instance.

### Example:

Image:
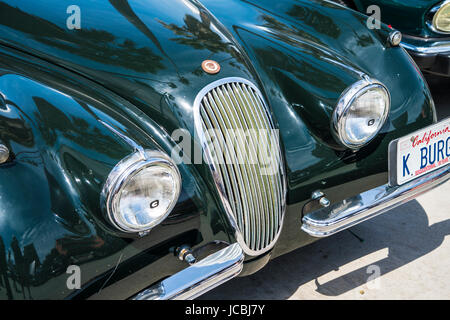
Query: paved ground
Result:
<box><xmin>202</xmin><ymin>75</ymin><xmax>450</xmax><ymax>300</ymax></box>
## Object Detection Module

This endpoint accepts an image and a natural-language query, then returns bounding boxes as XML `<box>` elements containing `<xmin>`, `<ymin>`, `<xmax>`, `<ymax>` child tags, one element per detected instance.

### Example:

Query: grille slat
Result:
<box><xmin>195</xmin><ymin>78</ymin><xmax>286</xmax><ymax>255</ymax></box>
<box><xmin>208</xmin><ymin>89</ymin><xmax>255</xmax><ymax>247</ymax></box>
<box><xmin>202</xmin><ymin>96</ymin><xmax>249</xmax><ymax>241</ymax></box>
<box><xmin>231</xmin><ymin>83</ymin><xmax>272</xmax><ymax>249</ymax></box>
<box><xmin>222</xmin><ymin>83</ymin><xmax>266</xmax><ymax>249</ymax></box>
<box><xmin>243</xmin><ymin>84</ymin><xmax>280</xmax><ymax>243</ymax></box>
<box><xmin>245</xmin><ymin>83</ymin><xmax>284</xmax><ymax>229</ymax></box>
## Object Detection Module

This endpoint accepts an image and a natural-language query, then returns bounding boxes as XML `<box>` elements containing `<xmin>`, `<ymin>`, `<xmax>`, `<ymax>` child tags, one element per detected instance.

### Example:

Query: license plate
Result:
<box><xmin>389</xmin><ymin>118</ymin><xmax>450</xmax><ymax>186</ymax></box>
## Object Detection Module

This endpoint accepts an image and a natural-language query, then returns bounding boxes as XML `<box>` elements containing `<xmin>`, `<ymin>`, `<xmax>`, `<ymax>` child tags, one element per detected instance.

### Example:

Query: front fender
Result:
<box><xmin>0</xmin><ymin>48</ymin><xmax>234</xmax><ymax>299</ymax></box>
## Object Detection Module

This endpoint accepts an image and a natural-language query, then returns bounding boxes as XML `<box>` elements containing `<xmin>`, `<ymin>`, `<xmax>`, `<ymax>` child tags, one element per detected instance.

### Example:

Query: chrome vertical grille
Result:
<box><xmin>194</xmin><ymin>78</ymin><xmax>286</xmax><ymax>255</ymax></box>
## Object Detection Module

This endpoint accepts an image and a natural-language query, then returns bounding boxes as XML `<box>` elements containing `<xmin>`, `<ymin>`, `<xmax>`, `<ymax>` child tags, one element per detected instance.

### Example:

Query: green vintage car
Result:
<box><xmin>332</xmin><ymin>0</ymin><xmax>450</xmax><ymax>76</ymax></box>
<box><xmin>0</xmin><ymin>0</ymin><xmax>448</xmax><ymax>300</ymax></box>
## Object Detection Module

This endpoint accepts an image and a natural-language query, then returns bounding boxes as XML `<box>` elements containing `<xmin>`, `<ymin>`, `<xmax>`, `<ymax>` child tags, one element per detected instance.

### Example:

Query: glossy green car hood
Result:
<box><xmin>0</xmin><ymin>0</ymin><xmax>434</xmax><ymax>161</ymax></box>
<box><xmin>0</xmin><ymin>0</ymin><xmax>422</xmax><ymax>125</ymax></box>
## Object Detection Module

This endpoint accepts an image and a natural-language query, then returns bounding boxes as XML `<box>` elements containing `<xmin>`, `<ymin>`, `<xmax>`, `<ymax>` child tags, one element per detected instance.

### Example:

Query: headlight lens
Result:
<box><xmin>433</xmin><ymin>2</ymin><xmax>450</xmax><ymax>33</ymax></box>
<box><xmin>101</xmin><ymin>150</ymin><xmax>181</xmax><ymax>234</ymax></box>
<box><xmin>332</xmin><ymin>78</ymin><xmax>390</xmax><ymax>149</ymax></box>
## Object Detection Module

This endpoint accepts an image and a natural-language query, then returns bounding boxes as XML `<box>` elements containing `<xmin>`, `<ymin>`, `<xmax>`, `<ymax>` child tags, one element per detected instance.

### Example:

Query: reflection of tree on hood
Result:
<box><xmin>10</xmin><ymin>236</ymin><xmax>32</xmax><ymax>299</ymax></box>
<box><xmin>0</xmin><ymin>2</ymin><xmax>164</xmax><ymax>74</ymax></box>
<box><xmin>0</xmin><ymin>236</ymin><xmax>13</xmax><ymax>299</ymax></box>
<box><xmin>260</xmin><ymin>14</ymin><xmax>323</xmax><ymax>45</ymax></box>
<box><xmin>109</xmin><ymin>0</ymin><xmax>181</xmax><ymax>76</ymax></box>
<box><xmin>286</xmin><ymin>4</ymin><xmax>341</xmax><ymax>39</ymax></box>
<box><xmin>158</xmin><ymin>13</ymin><xmax>233</xmax><ymax>54</ymax></box>
<box><xmin>10</xmin><ymin>237</ymin><xmax>24</xmax><ymax>266</ymax></box>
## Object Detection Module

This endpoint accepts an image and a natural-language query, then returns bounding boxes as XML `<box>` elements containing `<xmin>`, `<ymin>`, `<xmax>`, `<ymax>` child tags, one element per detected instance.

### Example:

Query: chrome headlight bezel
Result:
<box><xmin>428</xmin><ymin>1</ymin><xmax>450</xmax><ymax>34</ymax></box>
<box><xmin>332</xmin><ymin>77</ymin><xmax>391</xmax><ymax>149</ymax></box>
<box><xmin>101</xmin><ymin>150</ymin><xmax>181</xmax><ymax>234</ymax></box>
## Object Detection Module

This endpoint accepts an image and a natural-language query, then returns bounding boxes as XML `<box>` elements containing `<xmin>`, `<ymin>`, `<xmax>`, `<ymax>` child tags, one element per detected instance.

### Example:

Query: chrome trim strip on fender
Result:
<box><xmin>132</xmin><ymin>243</ymin><xmax>244</xmax><ymax>300</ymax></box>
<box><xmin>301</xmin><ymin>165</ymin><xmax>450</xmax><ymax>237</ymax></box>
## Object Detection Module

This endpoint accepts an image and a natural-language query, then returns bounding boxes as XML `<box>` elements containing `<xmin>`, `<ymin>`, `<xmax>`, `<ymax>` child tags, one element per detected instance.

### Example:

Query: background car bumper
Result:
<box><xmin>401</xmin><ymin>35</ymin><xmax>450</xmax><ymax>77</ymax></box>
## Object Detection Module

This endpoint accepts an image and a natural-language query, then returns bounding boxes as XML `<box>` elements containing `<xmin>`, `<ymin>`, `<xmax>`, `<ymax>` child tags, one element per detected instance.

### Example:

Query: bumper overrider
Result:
<box><xmin>401</xmin><ymin>35</ymin><xmax>450</xmax><ymax>77</ymax></box>
<box><xmin>133</xmin><ymin>164</ymin><xmax>449</xmax><ymax>300</ymax></box>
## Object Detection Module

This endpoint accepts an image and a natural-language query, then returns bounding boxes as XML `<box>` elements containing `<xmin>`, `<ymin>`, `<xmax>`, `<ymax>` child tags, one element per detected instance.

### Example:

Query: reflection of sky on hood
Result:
<box><xmin>0</xmin><ymin>159</ymin><xmax>67</xmax><ymax>262</ymax></box>
<box><xmin>0</xmin><ymin>218</ymin><xmax>69</xmax><ymax>264</ymax></box>
<box><xmin>0</xmin><ymin>186</ymin><xmax>69</xmax><ymax>263</ymax></box>
<box><xmin>19</xmin><ymin>217</ymin><xmax>69</xmax><ymax>263</ymax></box>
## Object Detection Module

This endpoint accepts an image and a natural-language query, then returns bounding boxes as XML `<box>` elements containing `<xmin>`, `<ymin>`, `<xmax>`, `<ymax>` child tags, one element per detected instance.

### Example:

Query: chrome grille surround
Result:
<box><xmin>193</xmin><ymin>77</ymin><xmax>287</xmax><ymax>256</ymax></box>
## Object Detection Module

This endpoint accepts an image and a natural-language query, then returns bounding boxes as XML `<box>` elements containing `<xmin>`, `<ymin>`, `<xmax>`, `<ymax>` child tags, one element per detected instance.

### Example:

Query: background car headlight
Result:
<box><xmin>433</xmin><ymin>2</ymin><xmax>450</xmax><ymax>33</ymax></box>
<box><xmin>332</xmin><ymin>77</ymin><xmax>390</xmax><ymax>149</ymax></box>
<box><xmin>101</xmin><ymin>150</ymin><xmax>181</xmax><ymax>234</ymax></box>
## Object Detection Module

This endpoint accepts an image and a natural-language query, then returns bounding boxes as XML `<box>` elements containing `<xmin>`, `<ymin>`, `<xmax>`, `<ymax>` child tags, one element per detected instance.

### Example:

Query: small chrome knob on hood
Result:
<box><xmin>0</xmin><ymin>144</ymin><xmax>9</xmax><ymax>164</ymax></box>
<box><xmin>388</xmin><ymin>30</ymin><xmax>402</xmax><ymax>46</ymax></box>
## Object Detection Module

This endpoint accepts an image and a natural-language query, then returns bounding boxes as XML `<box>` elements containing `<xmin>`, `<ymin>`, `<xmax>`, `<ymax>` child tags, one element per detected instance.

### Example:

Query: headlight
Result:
<box><xmin>332</xmin><ymin>77</ymin><xmax>390</xmax><ymax>149</ymax></box>
<box><xmin>101</xmin><ymin>150</ymin><xmax>181</xmax><ymax>234</ymax></box>
<box><xmin>433</xmin><ymin>1</ymin><xmax>450</xmax><ymax>33</ymax></box>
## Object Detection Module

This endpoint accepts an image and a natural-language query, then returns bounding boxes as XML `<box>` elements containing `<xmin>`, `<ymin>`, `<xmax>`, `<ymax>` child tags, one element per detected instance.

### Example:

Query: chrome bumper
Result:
<box><xmin>401</xmin><ymin>41</ymin><xmax>450</xmax><ymax>55</ymax></box>
<box><xmin>132</xmin><ymin>243</ymin><xmax>244</xmax><ymax>300</ymax></box>
<box><xmin>302</xmin><ymin>165</ymin><xmax>450</xmax><ymax>237</ymax></box>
